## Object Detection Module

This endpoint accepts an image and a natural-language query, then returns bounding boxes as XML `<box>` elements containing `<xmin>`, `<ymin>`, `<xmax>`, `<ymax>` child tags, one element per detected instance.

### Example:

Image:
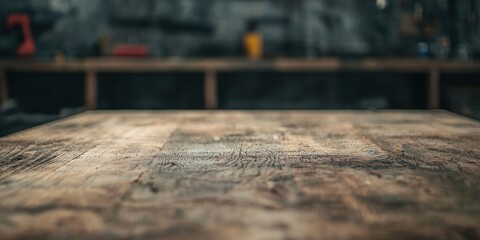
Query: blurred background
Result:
<box><xmin>0</xmin><ymin>0</ymin><xmax>480</xmax><ymax>136</ymax></box>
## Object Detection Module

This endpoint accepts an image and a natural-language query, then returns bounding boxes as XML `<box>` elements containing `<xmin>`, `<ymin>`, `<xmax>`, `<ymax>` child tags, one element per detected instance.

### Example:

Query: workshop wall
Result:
<box><xmin>3</xmin><ymin>0</ymin><xmax>477</xmax><ymax>58</ymax></box>
<box><xmin>1</xmin><ymin>0</ymin><xmax>479</xmax><ymax>129</ymax></box>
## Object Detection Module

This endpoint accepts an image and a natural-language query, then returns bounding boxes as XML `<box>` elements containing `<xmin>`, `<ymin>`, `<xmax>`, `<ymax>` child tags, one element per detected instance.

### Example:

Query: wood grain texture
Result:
<box><xmin>0</xmin><ymin>110</ymin><xmax>479</xmax><ymax>240</ymax></box>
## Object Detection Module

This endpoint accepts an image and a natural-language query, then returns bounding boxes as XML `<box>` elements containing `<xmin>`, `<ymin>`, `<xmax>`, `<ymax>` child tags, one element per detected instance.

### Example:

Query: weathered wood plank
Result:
<box><xmin>0</xmin><ymin>110</ymin><xmax>479</xmax><ymax>240</ymax></box>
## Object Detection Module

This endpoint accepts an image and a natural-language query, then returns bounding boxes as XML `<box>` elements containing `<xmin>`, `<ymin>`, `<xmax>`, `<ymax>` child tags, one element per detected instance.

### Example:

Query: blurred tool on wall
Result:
<box><xmin>0</xmin><ymin>7</ymin><xmax>60</xmax><ymax>58</ymax></box>
<box><xmin>7</xmin><ymin>13</ymin><xmax>35</xmax><ymax>57</ymax></box>
<box><xmin>399</xmin><ymin>0</ymin><xmax>479</xmax><ymax>60</ymax></box>
<box><xmin>244</xmin><ymin>20</ymin><xmax>263</xmax><ymax>60</ymax></box>
<box><xmin>95</xmin><ymin>0</ymin><xmax>214</xmax><ymax>58</ymax></box>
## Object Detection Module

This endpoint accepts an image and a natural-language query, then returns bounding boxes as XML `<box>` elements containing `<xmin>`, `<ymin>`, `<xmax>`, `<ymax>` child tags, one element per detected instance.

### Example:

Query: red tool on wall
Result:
<box><xmin>112</xmin><ymin>44</ymin><xmax>149</xmax><ymax>57</ymax></box>
<box><xmin>7</xmin><ymin>13</ymin><xmax>36</xmax><ymax>57</ymax></box>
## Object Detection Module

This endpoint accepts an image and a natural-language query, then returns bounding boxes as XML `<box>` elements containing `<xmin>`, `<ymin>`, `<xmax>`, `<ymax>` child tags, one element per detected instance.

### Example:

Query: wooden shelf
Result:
<box><xmin>1</xmin><ymin>58</ymin><xmax>479</xmax><ymax>109</ymax></box>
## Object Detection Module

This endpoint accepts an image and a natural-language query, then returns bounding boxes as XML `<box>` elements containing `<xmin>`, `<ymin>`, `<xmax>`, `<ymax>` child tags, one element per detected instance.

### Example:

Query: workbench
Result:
<box><xmin>0</xmin><ymin>110</ymin><xmax>479</xmax><ymax>239</ymax></box>
<box><xmin>1</xmin><ymin>58</ymin><xmax>480</xmax><ymax>110</ymax></box>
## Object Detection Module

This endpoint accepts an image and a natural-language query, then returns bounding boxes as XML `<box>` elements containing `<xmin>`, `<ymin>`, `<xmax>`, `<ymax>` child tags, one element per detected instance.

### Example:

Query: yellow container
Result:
<box><xmin>244</xmin><ymin>32</ymin><xmax>262</xmax><ymax>60</ymax></box>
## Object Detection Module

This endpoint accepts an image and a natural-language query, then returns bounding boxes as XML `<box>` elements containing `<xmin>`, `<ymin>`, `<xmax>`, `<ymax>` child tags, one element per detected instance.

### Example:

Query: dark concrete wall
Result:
<box><xmin>3</xmin><ymin>0</ymin><xmax>478</xmax><ymax>58</ymax></box>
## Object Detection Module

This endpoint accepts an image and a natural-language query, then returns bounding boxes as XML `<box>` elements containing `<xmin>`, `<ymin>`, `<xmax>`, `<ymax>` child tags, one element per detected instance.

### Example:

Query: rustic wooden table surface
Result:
<box><xmin>0</xmin><ymin>110</ymin><xmax>479</xmax><ymax>240</ymax></box>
